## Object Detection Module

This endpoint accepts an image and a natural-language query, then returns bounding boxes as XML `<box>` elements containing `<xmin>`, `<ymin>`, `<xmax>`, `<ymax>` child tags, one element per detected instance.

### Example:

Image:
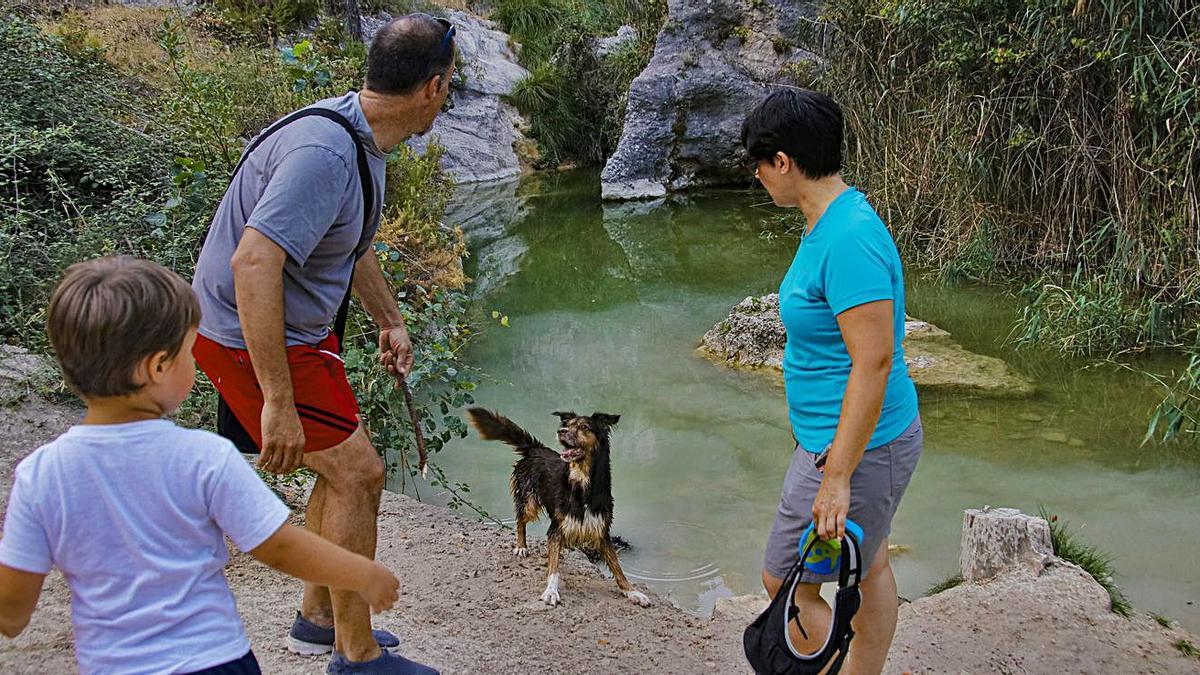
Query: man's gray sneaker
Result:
<box><xmin>326</xmin><ymin>651</ymin><xmax>438</xmax><ymax>675</ymax></box>
<box><xmin>286</xmin><ymin>612</ymin><xmax>401</xmax><ymax>656</ymax></box>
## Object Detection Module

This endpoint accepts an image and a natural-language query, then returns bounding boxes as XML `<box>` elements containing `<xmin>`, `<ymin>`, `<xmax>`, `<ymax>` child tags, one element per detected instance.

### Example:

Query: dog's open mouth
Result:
<box><xmin>559</xmin><ymin>442</ymin><xmax>583</xmax><ymax>462</ymax></box>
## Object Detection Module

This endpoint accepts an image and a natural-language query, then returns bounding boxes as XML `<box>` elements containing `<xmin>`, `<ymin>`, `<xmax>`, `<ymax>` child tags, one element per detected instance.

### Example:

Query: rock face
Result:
<box><xmin>601</xmin><ymin>0</ymin><xmax>820</xmax><ymax>200</ymax></box>
<box><xmin>698</xmin><ymin>294</ymin><xmax>1037</xmax><ymax>397</ymax></box>
<box><xmin>366</xmin><ymin>11</ymin><xmax>531</xmax><ymax>184</ymax></box>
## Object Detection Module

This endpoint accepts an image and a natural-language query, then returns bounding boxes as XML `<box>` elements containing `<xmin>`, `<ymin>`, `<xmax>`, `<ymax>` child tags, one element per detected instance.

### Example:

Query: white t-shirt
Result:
<box><xmin>0</xmin><ymin>419</ymin><xmax>290</xmax><ymax>674</ymax></box>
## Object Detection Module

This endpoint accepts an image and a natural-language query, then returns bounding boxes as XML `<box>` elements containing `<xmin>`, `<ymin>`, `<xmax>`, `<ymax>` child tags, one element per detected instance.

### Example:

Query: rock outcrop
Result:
<box><xmin>601</xmin><ymin>0</ymin><xmax>820</xmax><ymax>200</ymax></box>
<box><xmin>888</xmin><ymin>507</ymin><xmax>1199</xmax><ymax>673</ymax></box>
<box><xmin>698</xmin><ymin>294</ymin><xmax>1037</xmax><ymax>397</ymax></box>
<box><xmin>365</xmin><ymin>11</ymin><xmax>531</xmax><ymax>184</ymax></box>
<box><xmin>0</xmin><ymin>345</ymin><xmax>57</xmax><ymax>406</ymax></box>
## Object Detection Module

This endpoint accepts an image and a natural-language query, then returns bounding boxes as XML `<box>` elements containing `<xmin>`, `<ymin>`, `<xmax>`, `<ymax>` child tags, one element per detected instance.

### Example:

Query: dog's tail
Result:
<box><xmin>466</xmin><ymin>408</ymin><xmax>544</xmax><ymax>456</ymax></box>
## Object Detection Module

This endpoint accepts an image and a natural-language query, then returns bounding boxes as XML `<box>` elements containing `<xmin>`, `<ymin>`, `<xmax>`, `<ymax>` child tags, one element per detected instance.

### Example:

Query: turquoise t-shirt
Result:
<box><xmin>779</xmin><ymin>187</ymin><xmax>918</xmax><ymax>453</ymax></box>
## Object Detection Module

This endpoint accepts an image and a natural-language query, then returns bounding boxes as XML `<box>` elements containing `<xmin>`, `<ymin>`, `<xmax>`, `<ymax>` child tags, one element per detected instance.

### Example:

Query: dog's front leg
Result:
<box><xmin>540</xmin><ymin>532</ymin><xmax>563</xmax><ymax>606</ymax></box>
<box><xmin>600</xmin><ymin>539</ymin><xmax>651</xmax><ymax>607</ymax></box>
<box><xmin>513</xmin><ymin>517</ymin><xmax>529</xmax><ymax>557</ymax></box>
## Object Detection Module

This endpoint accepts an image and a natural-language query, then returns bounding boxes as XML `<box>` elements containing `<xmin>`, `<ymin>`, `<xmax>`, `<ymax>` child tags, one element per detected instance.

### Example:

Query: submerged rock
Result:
<box><xmin>365</xmin><ymin>11</ymin><xmax>531</xmax><ymax>184</ymax></box>
<box><xmin>601</xmin><ymin>0</ymin><xmax>821</xmax><ymax>200</ymax></box>
<box><xmin>698</xmin><ymin>294</ymin><xmax>1036</xmax><ymax>397</ymax></box>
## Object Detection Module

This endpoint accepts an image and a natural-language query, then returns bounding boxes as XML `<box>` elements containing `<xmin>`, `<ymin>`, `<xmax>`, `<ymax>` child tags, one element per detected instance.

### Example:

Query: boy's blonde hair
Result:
<box><xmin>47</xmin><ymin>256</ymin><xmax>200</xmax><ymax>398</ymax></box>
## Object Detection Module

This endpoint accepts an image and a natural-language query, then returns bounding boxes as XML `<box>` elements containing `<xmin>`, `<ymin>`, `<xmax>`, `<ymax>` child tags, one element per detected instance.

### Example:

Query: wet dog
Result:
<box><xmin>466</xmin><ymin>408</ymin><xmax>651</xmax><ymax>607</ymax></box>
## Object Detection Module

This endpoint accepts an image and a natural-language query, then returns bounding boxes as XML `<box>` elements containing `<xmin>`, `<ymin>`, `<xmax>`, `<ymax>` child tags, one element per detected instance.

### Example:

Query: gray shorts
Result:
<box><xmin>763</xmin><ymin>415</ymin><xmax>923</xmax><ymax>583</ymax></box>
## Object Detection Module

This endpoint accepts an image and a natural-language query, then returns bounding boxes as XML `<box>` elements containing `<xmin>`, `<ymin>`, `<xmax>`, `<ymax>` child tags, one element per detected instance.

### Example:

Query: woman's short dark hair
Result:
<box><xmin>365</xmin><ymin>13</ymin><xmax>455</xmax><ymax>95</ymax></box>
<box><xmin>741</xmin><ymin>88</ymin><xmax>843</xmax><ymax>179</ymax></box>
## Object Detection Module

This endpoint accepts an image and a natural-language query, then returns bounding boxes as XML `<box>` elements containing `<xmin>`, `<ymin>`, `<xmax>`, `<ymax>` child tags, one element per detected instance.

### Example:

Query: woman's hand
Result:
<box><xmin>812</xmin><ymin>474</ymin><xmax>851</xmax><ymax>541</ymax></box>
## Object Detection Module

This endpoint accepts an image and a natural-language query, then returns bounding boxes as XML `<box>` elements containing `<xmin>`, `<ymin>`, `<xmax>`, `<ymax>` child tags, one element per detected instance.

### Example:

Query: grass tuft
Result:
<box><xmin>924</xmin><ymin>573</ymin><xmax>964</xmax><ymax>597</ymax></box>
<box><xmin>1175</xmin><ymin>639</ymin><xmax>1199</xmax><ymax>660</ymax></box>
<box><xmin>1039</xmin><ymin>507</ymin><xmax>1132</xmax><ymax>618</ymax></box>
<box><xmin>1153</xmin><ymin>613</ymin><xmax>1176</xmax><ymax>629</ymax></box>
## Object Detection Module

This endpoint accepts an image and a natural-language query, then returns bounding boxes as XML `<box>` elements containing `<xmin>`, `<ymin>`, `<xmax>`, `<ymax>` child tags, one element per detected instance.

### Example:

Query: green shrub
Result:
<box><xmin>209</xmin><ymin>0</ymin><xmax>322</xmax><ymax>43</ymax></box>
<box><xmin>0</xmin><ymin>15</ymin><xmax>174</xmax><ymax>343</ymax></box>
<box><xmin>496</xmin><ymin>0</ymin><xmax>666</xmax><ymax>166</ymax></box>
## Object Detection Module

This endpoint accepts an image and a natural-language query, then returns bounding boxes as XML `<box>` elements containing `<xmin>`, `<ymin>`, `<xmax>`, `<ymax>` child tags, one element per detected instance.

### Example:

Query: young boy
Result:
<box><xmin>0</xmin><ymin>257</ymin><xmax>412</xmax><ymax>674</ymax></box>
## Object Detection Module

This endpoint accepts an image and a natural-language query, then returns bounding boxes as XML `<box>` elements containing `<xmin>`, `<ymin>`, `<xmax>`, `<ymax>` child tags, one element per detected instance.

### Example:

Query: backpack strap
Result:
<box><xmin>229</xmin><ymin>104</ymin><xmax>376</xmax><ymax>348</ymax></box>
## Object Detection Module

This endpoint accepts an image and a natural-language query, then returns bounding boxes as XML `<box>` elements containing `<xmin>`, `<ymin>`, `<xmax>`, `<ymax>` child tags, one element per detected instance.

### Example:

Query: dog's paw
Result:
<box><xmin>512</xmin><ymin>546</ymin><xmax>528</xmax><ymax>557</ymax></box>
<box><xmin>540</xmin><ymin>587</ymin><xmax>561</xmax><ymax>606</ymax></box>
<box><xmin>626</xmin><ymin>590</ymin><xmax>652</xmax><ymax>607</ymax></box>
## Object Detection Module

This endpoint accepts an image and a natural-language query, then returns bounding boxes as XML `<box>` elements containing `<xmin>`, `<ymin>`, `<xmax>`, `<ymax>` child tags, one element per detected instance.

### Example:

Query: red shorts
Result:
<box><xmin>194</xmin><ymin>333</ymin><xmax>360</xmax><ymax>452</ymax></box>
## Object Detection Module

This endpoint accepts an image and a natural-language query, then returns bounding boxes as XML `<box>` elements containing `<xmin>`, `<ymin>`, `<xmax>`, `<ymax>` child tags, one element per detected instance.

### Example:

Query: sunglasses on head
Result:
<box><xmin>436</xmin><ymin>18</ymin><xmax>456</xmax><ymax>113</ymax></box>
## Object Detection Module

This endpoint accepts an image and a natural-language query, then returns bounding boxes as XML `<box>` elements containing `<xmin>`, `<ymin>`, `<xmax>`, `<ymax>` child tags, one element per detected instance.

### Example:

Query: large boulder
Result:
<box><xmin>886</xmin><ymin>507</ymin><xmax>1200</xmax><ymax>674</ymax></box>
<box><xmin>698</xmin><ymin>294</ymin><xmax>1037</xmax><ymax>397</ymax></box>
<box><xmin>600</xmin><ymin>0</ymin><xmax>820</xmax><ymax>200</ymax></box>
<box><xmin>366</xmin><ymin>11</ymin><xmax>531</xmax><ymax>184</ymax></box>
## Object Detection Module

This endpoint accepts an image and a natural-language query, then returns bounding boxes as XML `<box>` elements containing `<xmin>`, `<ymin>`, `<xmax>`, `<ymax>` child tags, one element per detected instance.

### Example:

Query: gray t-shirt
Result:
<box><xmin>193</xmin><ymin>92</ymin><xmax>387</xmax><ymax>349</ymax></box>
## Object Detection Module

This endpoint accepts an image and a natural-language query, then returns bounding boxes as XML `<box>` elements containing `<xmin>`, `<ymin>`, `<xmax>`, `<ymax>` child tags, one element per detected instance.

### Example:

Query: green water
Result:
<box><xmin>408</xmin><ymin>171</ymin><xmax>1200</xmax><ymax>630</ymax></box>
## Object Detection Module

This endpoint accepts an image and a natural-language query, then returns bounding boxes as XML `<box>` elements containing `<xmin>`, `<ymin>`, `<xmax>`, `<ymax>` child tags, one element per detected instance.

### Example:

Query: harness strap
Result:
<box><xmin>228</xmin><ymin>104</ymin><xmax>376</xmax><ymax>348</ymax></box>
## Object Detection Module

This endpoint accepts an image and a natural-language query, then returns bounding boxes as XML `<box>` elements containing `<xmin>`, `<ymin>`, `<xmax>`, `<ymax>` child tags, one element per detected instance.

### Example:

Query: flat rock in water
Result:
<box><xmin>698</xmin><ymin>293</ymin><xmax>1036</xmax><ymax>397</ymax></box>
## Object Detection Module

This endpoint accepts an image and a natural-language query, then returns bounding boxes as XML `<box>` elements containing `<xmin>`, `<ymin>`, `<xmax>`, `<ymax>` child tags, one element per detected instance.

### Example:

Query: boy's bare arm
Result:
<box><xmin>249</xmin><ymin>523</ymin><xmax>399</xmax><ymax>612</ymax></box>
<box><xmin>0</xmin><ymin>565</ymin><xmax>45</xmax><ymax>638</ymax></box>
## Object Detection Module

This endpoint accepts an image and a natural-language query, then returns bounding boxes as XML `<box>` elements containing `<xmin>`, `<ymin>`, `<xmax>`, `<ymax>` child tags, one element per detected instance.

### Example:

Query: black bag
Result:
<box><xmin>743</xmin><ymin>530</ymin><xmax>864</xmax><ymax>674</ymax></box>
<box><xmin>211</xmin><ymin>105</ymin><xmax>376</xmax><ymax>453</ymax></box>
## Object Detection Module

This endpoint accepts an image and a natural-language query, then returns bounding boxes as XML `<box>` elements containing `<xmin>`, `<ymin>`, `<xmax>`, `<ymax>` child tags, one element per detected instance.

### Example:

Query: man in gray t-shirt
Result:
<box><xmin>192</xmin><ymin>13</ymin><xmax>456</xmax><ymax>675</ymax></box>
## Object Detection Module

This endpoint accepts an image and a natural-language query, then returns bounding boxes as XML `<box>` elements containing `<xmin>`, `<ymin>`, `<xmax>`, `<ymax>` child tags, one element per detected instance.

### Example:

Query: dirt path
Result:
<box><xmin>1</xmin><ymin>361</ymin><xmax>1197</xmax><ymax>674</ymax></box>
<box><xmin>0</xmin><ymin>385</ymin><xmax>749</xmax><ymax>674</ymax></box>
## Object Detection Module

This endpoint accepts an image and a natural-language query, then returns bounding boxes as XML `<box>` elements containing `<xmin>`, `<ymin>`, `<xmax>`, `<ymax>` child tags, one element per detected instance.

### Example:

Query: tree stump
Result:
<box><xmin>959</xmin><ymin>507</ymin><xmax>1053</xmax><ymax>582</ymax></box>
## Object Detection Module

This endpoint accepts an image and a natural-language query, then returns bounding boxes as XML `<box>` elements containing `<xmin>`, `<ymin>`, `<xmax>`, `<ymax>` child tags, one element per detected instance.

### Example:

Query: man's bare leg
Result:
<box><xmin>761</xmin><ymin>538</ymin><xmax>898</xmax><ymax>675</ymax></box>
<box><xmin>302</xmin><ymin>425</ymin><xmax>385</xmax><ymax>662</ymax></box>
<box><xmin>299</xmin><ymin>476</ymin><xmax>334</xmax><ymax>626</ymax></box>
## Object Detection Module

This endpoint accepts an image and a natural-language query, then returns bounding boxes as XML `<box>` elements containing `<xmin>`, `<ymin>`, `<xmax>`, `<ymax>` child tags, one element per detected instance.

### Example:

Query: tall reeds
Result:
<box><xmin>812</xmin><ymin>0</ymin><xmax>1198</xmax><ymax>352</ymax></box>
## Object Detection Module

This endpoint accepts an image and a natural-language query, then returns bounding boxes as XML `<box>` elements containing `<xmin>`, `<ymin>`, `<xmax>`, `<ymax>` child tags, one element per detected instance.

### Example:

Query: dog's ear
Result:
<box><xmin>590</xmin><ymin>413</ymin><xmax>621</xmax><ymax>429</ymax></box>
<box><xmin>552</xmin><ymin>411</ymin><xmax>577</xmax><ymax>424</ymax></box>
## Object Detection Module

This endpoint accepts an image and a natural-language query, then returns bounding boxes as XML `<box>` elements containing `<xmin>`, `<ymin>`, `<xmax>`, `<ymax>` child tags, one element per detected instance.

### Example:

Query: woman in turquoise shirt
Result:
<box><xmin>745</xmin><ymin>89</ymin><xmax>923</xmax><ymax>674</ymax></box>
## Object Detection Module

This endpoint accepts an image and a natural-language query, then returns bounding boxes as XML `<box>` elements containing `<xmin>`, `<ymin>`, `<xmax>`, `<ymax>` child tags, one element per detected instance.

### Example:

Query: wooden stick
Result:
<box><xmin>398</xmin><ymin>374</ymin><xmax>428</xmax><ymax>478</ymax></box>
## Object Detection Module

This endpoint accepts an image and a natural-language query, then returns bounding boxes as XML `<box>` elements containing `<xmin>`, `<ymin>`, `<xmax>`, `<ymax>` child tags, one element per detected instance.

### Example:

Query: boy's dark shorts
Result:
<box><xmin>763</xmin><ymin>415</ymin><xmax>923</xmax><ymax>583</ymax></box>
<box><xmin>194</xmin><ymin>333</ymin><xmax>360</xmax><ymax>452</ymax></box>
<box><xmin>184</xmin><ymin>650</ymin><xmax>261</xmax><ymax>675</ymax></box>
